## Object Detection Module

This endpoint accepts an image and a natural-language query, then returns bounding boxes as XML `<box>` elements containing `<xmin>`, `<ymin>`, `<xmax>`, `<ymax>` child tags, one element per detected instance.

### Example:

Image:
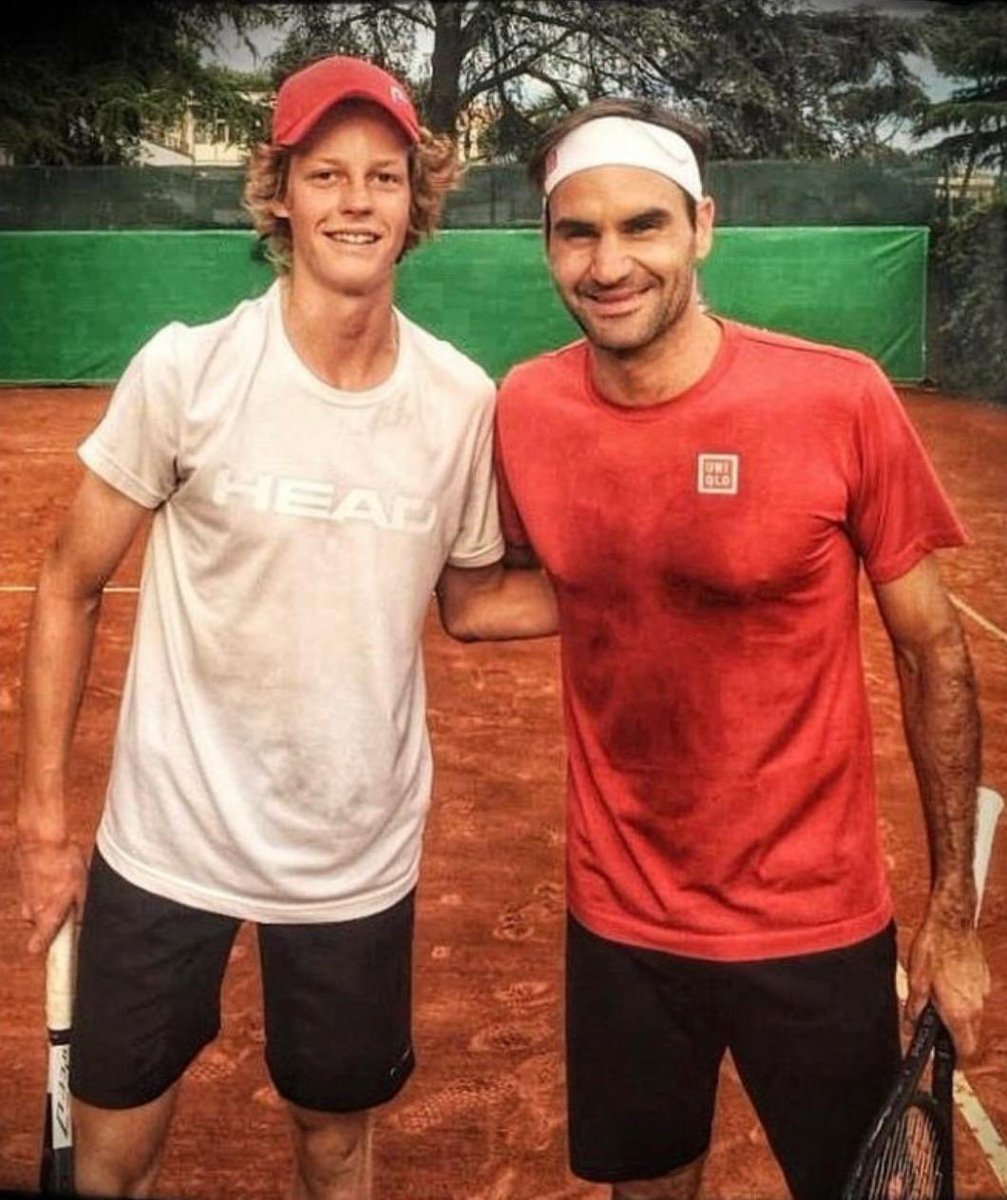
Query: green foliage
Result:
<box><xmin>268</xmin><ymin>0</ymin><xmax>926</xmax><ymax>160</ymax></box>
<box><xmin>0</xmin><ymin>0</ymin><xmax>938</xmax><ymax>166</ymax></box>
<box><xmin>0</xmin><ymin>2</ymin><xmax>280</xmax><ymax>164</ymax></box>
<box><xmin>915</xmin><ymin>3</ymin><xmax>1007</xmax><ymax>183</ymax></box>
<box><xmin>931</xmin><ymin>198</ymin><xmax>1007</xmax><ymax>402</ymax></box>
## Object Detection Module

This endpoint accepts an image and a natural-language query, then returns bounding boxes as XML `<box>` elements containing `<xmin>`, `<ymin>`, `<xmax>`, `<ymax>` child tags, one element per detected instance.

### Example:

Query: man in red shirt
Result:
<box><xmin>494</xmin><ymin>97</ymin><xmax>989</xmax><ymax>1200</ymax></box>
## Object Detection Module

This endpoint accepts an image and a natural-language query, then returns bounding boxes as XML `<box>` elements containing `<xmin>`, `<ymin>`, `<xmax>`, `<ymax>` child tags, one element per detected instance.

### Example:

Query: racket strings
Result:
<box><xmin>865</xmin><ymin>1099</ymin><xmax>944</xmax><ymax>1200</ymax></box>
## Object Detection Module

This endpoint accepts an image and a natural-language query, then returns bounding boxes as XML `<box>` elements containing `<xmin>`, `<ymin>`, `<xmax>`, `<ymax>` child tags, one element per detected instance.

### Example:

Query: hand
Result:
<box><xmin>905</xmin><ymin>911</ymin><xmax>990</xmax><ymax>1062</ymax></box>
<box><xmin>15</xmin><ymin>838</ymin><xmax>88</xmax><ymax>954</ymax></box>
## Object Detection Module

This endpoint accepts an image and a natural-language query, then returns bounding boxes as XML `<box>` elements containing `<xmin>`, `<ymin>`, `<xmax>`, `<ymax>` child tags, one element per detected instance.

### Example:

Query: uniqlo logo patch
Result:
<box><xmin>697</xmin><ymin>453</ymin><xmax>740</xmax><ymax>495</ymax></box>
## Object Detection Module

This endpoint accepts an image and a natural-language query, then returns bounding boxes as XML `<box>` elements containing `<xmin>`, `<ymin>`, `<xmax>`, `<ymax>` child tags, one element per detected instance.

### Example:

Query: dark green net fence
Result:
<box><xmin>0</xmin><ymin>160</ymin><xmax>940</xmax><ymax>230</ymax></box>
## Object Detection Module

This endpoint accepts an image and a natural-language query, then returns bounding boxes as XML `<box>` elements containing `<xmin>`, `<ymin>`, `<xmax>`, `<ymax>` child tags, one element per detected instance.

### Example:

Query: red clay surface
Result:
<box><xmin>1</xmin><ymin>386</ymin><xmax>1004</xmax><ymax>1199</ymax></box>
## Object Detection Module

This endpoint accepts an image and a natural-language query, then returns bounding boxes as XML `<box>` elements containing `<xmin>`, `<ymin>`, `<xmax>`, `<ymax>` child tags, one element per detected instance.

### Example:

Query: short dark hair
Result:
<box><xmin>527</xmin><ymin>97</ymin><xmax>711</xmax><ymax>230</ymax></box>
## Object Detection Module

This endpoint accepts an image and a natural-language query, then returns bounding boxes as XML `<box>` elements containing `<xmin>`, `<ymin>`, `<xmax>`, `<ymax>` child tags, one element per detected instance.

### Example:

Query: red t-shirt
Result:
<box><xmin>496</xmin><ymin>319</ymin><xmax>967</xmax><ymax>961</ymax></box>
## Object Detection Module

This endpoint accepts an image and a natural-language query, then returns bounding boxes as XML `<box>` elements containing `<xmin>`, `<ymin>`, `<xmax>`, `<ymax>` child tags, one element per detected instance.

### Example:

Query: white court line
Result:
<box><xmin>951</xmin><ymin>592</ymin><xmax>1007</xmax><ymax>646</ymax></box>
<box><xmin>0</xmin><ymin>585</ymin><xmax>139</xmax><ymax>594</ymax></box>
<box><xmin>895</xmin><ymin>964</ymin><xmax>1007</xmax><ymax>1190</ymax></box>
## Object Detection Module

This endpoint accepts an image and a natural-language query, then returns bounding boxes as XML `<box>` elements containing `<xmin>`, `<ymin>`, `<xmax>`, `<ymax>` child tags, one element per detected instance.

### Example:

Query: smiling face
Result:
<box><xmin>547</xmin><ymin>165</ymin><xmax>714</xmax><ymax>356</ymax></box>
<box><xmin>271</xmin><ymin>100</ymin><xmax>412</xmax><ymax>301</ymax></box>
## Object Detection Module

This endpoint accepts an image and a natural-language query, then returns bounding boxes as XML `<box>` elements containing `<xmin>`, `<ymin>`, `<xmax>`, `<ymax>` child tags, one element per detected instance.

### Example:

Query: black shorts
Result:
<box><xmin>566</xmin><ymin>913</ymin><xmax>901</xmax><ymax>1200</ymax></box>
<box><xmin>71</xmin><ymin>850</ymin><xmax>415</xmax><ymax>1113</ymax></box>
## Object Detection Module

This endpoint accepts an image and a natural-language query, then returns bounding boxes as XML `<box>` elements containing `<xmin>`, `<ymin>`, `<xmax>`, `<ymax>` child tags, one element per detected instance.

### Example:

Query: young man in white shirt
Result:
<box><xmin>16</xmin><ymin>55</ymin><xmax>555</xmax><ymax>1199</ymax></box>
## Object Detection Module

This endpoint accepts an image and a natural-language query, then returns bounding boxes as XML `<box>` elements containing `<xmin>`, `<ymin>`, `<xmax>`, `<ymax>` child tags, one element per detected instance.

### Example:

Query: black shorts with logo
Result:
<box><xmin>71</xmin><ymin>850</ymin><xmax>415</xmax><ymax>1113</ymax></box>
<box><xmin>566</xmin><ymin>913</ymin><xmax>901</xmax><ymax>1200</ymax></box>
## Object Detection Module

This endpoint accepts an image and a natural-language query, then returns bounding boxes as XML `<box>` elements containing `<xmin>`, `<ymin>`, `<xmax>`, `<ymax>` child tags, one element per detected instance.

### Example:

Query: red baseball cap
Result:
<box><xmin>272</xmin><ymin>55</ymin><xmax>421</xmax><ymax>147</ymax></box>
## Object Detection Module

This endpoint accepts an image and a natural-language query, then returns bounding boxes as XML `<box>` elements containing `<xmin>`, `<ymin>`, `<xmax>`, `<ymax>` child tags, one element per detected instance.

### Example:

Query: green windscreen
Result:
<box><xmin>0</xmin><ymin>226</ymin><xmax>927</xmax><ymax>384</ymax></box>
<box><xmin>702</xmin><ymin>227</ymin><xmax>927</xmax><ymax>381</ymax></box>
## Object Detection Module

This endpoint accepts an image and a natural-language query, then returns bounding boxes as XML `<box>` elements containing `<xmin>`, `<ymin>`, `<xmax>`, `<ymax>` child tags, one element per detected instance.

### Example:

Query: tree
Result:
<box><xmin>789</xmin><ymin>5</ymin><xmax>928</xmax><ymax>158</ymax></box>
<box><xmin>268</xmin><ymin>0</ymin><xmax>924</xmax><ymax>160</ymax></box>
<box><xmin>915</xmin><ymin>2</ymin><xmax>1007</xmax><ymax>197</ymax></box>
<box><xmin>931</xmin><ymin>197</ymin><xmax>1007</xmax><ymax>401</ymax></box>
<box><xmin>0</xmin><ymin>2</ymin><xmax>282</xmax><ymax>165</ymax></box>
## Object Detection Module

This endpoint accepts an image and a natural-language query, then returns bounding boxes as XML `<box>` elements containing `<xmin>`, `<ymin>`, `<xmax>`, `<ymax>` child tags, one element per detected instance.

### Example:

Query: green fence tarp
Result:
<box><xmin>0</xmin><ymin>226</ymin><xmax>927</xmax><ymax>385</ymax></box>
<box><xmin>702</xmin><ymin>226</ymin><xmax>927</xmax><ymax>382</ymax></box>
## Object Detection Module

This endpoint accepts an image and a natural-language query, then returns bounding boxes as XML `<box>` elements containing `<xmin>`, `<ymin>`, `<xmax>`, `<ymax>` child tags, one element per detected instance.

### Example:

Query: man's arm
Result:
<box><xmin>16</xmin><ymin>470</ymin><xmax>150</xmax><ymax>954</ymax></box>
<box><xmin>435</xmin><ymin>547</ymin><xmax>557</xmax><ymax>643</ymax></box>
<box><xmin>872</xmin><ymin>553</ymin><xmax>989</xmax><ymax>1059</ymax></box>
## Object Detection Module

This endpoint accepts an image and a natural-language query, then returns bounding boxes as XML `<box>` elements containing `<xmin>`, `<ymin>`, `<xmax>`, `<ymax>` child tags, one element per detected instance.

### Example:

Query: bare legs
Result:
<box><xmin>613</xmin><ymin>1155</ymin><xmax>706</xmax><ymax>1200</ymax></box>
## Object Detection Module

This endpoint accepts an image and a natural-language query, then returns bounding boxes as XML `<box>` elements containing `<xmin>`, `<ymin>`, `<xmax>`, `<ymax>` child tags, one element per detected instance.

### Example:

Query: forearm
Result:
<box><xmin>17</xmin><ymin>562</ymin><xmax>103</xmax><ymax>844</ymax></box>
<box><xmin>895</xmin><ymin>620</ymin><xmax>981</xmax><ymax>924</ymax></box>
<box><xmin>465</xmin><ymin>566</ymin><xmax>558</xmax><ymax>641</ymax></box>
<box><xmin>436</xmin><ymin>562</ymin><xmax>558</xmax><ymax>642</ymax></box>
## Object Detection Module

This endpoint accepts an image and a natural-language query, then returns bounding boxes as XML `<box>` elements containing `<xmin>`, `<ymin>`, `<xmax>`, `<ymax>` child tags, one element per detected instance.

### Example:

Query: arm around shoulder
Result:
<box><xmin>435</xmin><ymin>553</ymin><xmax>558</xmax><ymax>643</ymax></box>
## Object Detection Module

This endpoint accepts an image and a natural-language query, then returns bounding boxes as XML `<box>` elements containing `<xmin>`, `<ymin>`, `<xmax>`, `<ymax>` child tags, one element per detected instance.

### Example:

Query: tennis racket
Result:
<box><xmin>39</xmin><ymin>916</ymin><xmax>76</xmax><ymax>1195</ymax></box>
<box><xmin>841</xmin><ymin>786</ymin><xmax>1003</xmax><ymax>1200</ymax></box>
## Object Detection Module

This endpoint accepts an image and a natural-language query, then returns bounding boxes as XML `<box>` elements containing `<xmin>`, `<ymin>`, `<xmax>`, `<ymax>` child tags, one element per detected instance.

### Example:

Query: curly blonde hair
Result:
<box><xmin>244</xmin><ymin>113</ymin><xmax>462</xmax><ymax>273</ymax></box>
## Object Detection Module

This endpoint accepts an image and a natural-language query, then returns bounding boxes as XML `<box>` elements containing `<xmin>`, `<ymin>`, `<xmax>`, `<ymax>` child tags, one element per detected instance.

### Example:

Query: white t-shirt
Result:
<box><xmin>80</xmin><ymin>282</ymin><xmax>503</xmax><ymax>922</ymax></box>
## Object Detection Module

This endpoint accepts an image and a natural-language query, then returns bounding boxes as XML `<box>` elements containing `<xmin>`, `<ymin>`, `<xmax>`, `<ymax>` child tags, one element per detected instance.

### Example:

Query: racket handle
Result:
<box><xmin>45</xmin><ymin>918</ymin><xmax>76</xmax><ymax>1033</ymax></box>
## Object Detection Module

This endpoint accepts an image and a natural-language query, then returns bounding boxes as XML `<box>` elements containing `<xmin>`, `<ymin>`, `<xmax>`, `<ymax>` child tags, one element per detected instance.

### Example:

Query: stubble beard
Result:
<box><xmin>565</xmin><ymin>270</ymin><xmax>695</xmax><ymax>358</ymax></box>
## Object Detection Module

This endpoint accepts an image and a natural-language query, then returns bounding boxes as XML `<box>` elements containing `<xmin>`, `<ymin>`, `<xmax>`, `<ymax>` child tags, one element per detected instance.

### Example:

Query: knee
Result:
<box><xmin>73</xmin><ymin>1095</ymin><xmax>175</xmax><ymax>1198</ymax></box>
<box><xmin>613</xmin><ymin>1155</ymin><xmax>706</xmax><ymax>1200</ymax></box>
<box><xmin>288</xmin><ymin>1104</ymin><xmax>372</xmax><ymax>1182</ymax></box>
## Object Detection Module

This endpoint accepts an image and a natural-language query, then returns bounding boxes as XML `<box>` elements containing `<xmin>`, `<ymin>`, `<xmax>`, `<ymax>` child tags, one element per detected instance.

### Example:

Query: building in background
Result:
<box><xmin>142</xmin><ymin>95</ymin><xmax>267</xmax><ymax>166</ymax></box>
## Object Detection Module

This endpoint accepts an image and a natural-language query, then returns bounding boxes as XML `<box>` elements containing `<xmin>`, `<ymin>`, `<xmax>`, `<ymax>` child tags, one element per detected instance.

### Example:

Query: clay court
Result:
<box><xmin>1</xmin><ymin>383</ymin><xmax>1005</xmax><ymax>1199</ymax></box>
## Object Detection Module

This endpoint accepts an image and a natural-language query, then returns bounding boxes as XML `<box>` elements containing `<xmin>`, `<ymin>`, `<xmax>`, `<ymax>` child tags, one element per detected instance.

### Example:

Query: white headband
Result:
<box><xmin>542</xmin><ymin>116</ymin><xmax>704</xmax><ymax>202</ymax></box>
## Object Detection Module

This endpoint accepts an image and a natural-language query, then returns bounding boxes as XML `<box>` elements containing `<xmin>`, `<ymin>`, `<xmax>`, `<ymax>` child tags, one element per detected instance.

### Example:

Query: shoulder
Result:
<box><xmin>132</xmin><ymin>288</ymin><xmax>272</xmax><ymax>384</ymax></box>
<box><xmin>727</xmin><ymin>319</ymin><xmax>880</xmax><ymax>384</ymax></box>
<box><xmin>398</xmin><ymin>311</ymin><xmax>495</xmax><ymax>408</ymax></box>
<box><xmin>499</xmin><ymin>339</ymin><xmax>587</xmax><ymax>405</ymax></box>
<box><xmin>729</xmin><ymin>316</ymin><xmax>878</xmax><ymax>372</ymax></box>
<box><xmin>722</xmin><ymin>319</ymin><xmax>892</xmax><ymax>426</ymax></box>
